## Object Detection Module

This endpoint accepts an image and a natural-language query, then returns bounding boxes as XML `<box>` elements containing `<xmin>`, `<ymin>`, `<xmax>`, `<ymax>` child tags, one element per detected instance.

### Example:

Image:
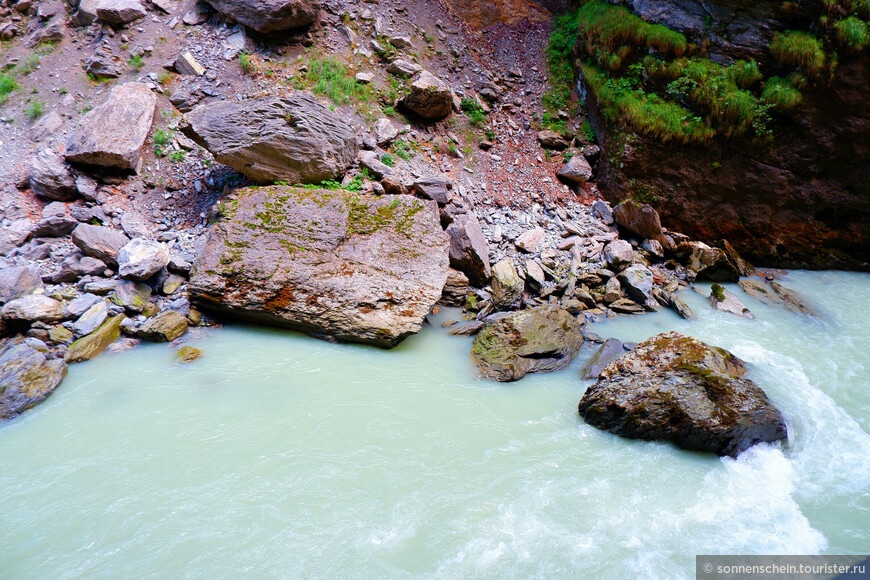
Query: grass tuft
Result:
<box><xmin>761</xmin><ymin>76</ymin><xmax>803</xmax><ymax>112</ymax></box>
<box><xmin>770</xmin><ymin>31</ymin><xmax>826</xmax><ymax>77</ymax></box>
<box><xmin>834</xmin><ymin>16</ymin><xmax>870</xmax><ymax>53</ymax></box>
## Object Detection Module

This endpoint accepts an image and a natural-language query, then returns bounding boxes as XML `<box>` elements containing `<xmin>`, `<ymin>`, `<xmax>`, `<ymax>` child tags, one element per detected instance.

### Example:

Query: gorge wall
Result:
<box><xmin>577</xmin><ymin>0</ymin><xmax>870</xmax><ymax>269</ymax></box>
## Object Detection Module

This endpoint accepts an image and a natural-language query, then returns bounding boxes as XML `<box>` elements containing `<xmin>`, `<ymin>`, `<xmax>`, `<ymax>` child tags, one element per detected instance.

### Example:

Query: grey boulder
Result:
<box><xmin>206</xmin><ymin>0</ymin><xmax>318</xmax><ymax>33</ymax></box>
<box><xmin>0</xmin><ymin>265</ymin><xmax>43</xmax><ymax>304</ymax></box>
<box><xmin>1</xmin><ymin>294</ymin><xmax>65</xmax><ymax>323</ymax></box>
<box><xmin>117</xmin><ymin>238</ymin><xmax>170</xmax><ymax>280</ymax></box>
<box><xmin>557</xmin><ymin>154</ymin><xmax>593</xmax><ymax>184</ymax></box>
<box><xmin>71</xmin><ymin>224</ymin><xmax>130</xmax><ymax>267</ymax></box>
<box><xmin>95</xmin><ymin>0</ymin><xmax>147</xmax><ymax>24</ymax></box>
<box><xmin>619</xmin><ymin>265</ymin><xmax>653</xmax><ymax>302</ymax></box>
<box><xmin>445</xmin><ymin>213</ymin><xmax>491</xmax><ymax>287</ymax></box>
<box><xmin>402</xmin><ymin>71</ymin><xmax>452</xmax><ymax>120</ymax></box>
<box><xmin>30</xmin><ymin>149</ymin><xmax>77</xmax><ymax>200</ymax></box>
<box><xmin>602</xmin><ymin>239</ymin><xmax>634</xmax><ymax>270</ymax></box>
<box><xmin>65</xmin><ymin>82</ymin><xmax>157</xmax><ymax>171</ymax></box>
<box><xmin>181</xmin><ymin>92</ymin><xmax>357</xmax><ymax>185</ymax></box>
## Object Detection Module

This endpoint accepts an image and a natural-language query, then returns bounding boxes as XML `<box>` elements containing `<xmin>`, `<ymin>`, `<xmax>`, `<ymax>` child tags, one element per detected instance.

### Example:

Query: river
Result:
<box><xmin>1</xmin><ymin>271</ymin><xmax>868</xmax><ymax>578</ymax></box>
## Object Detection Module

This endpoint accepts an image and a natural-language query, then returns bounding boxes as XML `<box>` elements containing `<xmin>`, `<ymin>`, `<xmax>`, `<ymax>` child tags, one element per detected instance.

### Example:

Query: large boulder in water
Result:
<box><xmin>471</xmin><ymin>305</ymin><xmax>583</xmax><ymax>381</ymax></box>
<box><xmin>64</xmin><ymin>82</ymin><xmax>157</xmax><ymax>171</ymax></box>
<box><xmin>0</xmin><ymin>339</ymin><xmax>67</xmax><ymax>420</ymax></box>
<box><xmin>181</xmin><ymin>92</ymin><xmax>357</xmax><ymax>185</ymax></box>
<box><xmin>205</xmin><ymin>0</ymin><xmax>318</xmax><ymax>33</ymax></box>
<box><xmin>188</xmin><ymin>186</ymin><xmax>449</xmax><ymax>348</ymax></box>
<box><xmin>578</xmin><ymin>331</ymin><xmax>787</xmax><ymax>456</ymax></box>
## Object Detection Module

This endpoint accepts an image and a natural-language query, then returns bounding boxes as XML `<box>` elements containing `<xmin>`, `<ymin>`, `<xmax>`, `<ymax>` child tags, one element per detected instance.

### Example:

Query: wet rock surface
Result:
<box><xmin>579</xmin><ymin>331</ymin><xmax>788</xmax><ymax>457</ymax></box>
<box><xmin>0</xmin><ymin>339</ymin><xmax>68</xmax><ymax>420</ymax></box>
<box><xmin>471</xmin><ymin>305</ymin><xmax>583</xmax><ymax>381</ymax></box>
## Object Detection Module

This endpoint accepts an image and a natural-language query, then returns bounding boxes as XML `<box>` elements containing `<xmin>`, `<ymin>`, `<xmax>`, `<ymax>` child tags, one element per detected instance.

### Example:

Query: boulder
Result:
<box><xmin>490</xmin><ymin>258</ymin><xmax>523</xmax><ymax>310</ymax></box>
<box><xmin>613</xmin><ymin>202</ymin><xmax>667</xmax><ymax>245</ymax></box>
<box><xmin>0</xmin><ymin>339</ymin><xmax>67</xmax><ymax>420</ymax></box>
<box><xmin>515</xmin><ymin>228</ymin><xmax>545</xmax><ymax>253</ymax></box>
<box><xmin>448</xmin><ymin>320</ymin><xmax>484</xmax><ymax>336</ymax></box>
<box><xmin>181</xmin><ymin>93</ymin><xmax>357</xmax><ymax>185</ymax></box>
<box><xmin>591</xmin><ymin>200</ymin><xmax>614</xmax><ymax>225</ymax></box>
<box><xmin>0</xmin><ymin>265</ymin><xmax>43</xmax><ymax>304</ymax></box>
<box><xmin>71</xmin><ymin>224</ymin><xmax>130</xmax><ymax>266</ymax></box>
<box><xmin>402</xmin><ymin>71</ymin><xmax>452</xmax><ymax>120</ymax></box>
<box><xmin>602</xmin><ymin>239</ymin><xmax>634</xmax><ymax>270</ymax></box>
<box><xmin>50</xmin><ymin>253</ymin><xmax>108</xmax><ymax>283</ymax></box>
<box><xmin>580</xmin><ymin>337</ymin><xmax>625</xmax><ymax>380</ymax></box>
<box><xmin>445</xmin><ymin>213</ymin><xmax>491</xmax><ymax>287</ymax></box>
<box><xmin>0</xmin><ymin>219</ymin><xmax>34</xmax><ymax>257</ymax></box>
<box><xmin>720</xmin><ymin>239</ymin><xmax>755</xmax><ymax>277</ymax></box>
<box><xmin>358</xmin><ymin>150</ymin><xmax>394</xmax><ymax>180</ymax></box>
<box><xmin>174</xmin><ymin>51</ymin><xmax>205</xmax><ymax>76</ymax></box>
<box><xmin>112</xmin><ymin>281</ymin><xmax>152</xmax><ymax>313</ymax></box>
<box><xmin>32</xmin><ymin>202</ymin><xmax>78</xmax><ymax>237</ymax></box>
<box><xmin>374</xmin><ymin>118</ymin><xmax>399</xmax><ymax>146</ymax></box>
<box><xmin>117</xmin><ymin>238</ymin><xmax>170</xmax><ymax>280</ymax></box>
<box><xmin>578</xmin><ymin>331</ymin><xmax>788</xmax><ymax>456</ymax></box>
<box><xmin>63</xmin><ymin>293</ymin><xmax>102</xmax><ymax>319</ymax></box>
<box><xmin>175</xmin><ymin>345</ymin><xmax>202</xmax><ymax>363</ymax></box>
<box><xmin>618</xmin><ymin>265</ymin><xmax>653</xmax><ymax>302</ymax></box>
<box><xmin>72</xmin><ymin>0</ymin><xmax>99</xmax><ymax>25</ymax></box>
<box><xmin>64</xmin><ymin>314</ymin><xmax>125</xmax><ymax>363</ymax></box>
<box><xmin>412</xmin><ymin>176</ymin><xmax>451</xmax><ymax>206</ymax></box>
<box><xmin>471</xmin><ymin>305</ymin><xmax>583</xmax><ymax>381</ymax></box>
<box><xmin>386</xmin><ymin>59</ymin><xmax>422</xmax><ymax>77</ymax></box>
<box><xmin>1</xmin><ymin>295</ymin><xmax>64</xmax><ymax>323</ymax></box>
<box><xmin>137</xmin><ymin>310</ymin><xmax>188</xmax><ymax>342</ymax></box>
<box><xmin>524</xmin><ymin>260</ymin><xmax>546</xmax><ymax>289</ymax></box>
<box><xmin>205</xmin><ymin>0</ymin><xmax>318</xmax><ymax>33</ymax></box>
<box><xmin>676</xmin><ymin>241</ymin><xmax>740</xmax><ymax>282</ymax></box>
<box><xmin>709</xmin><ymin>284</ymin><xmax>754</xmax><ymax>318</ymax></box>
<box><xmin>67</xmin><ymin>300</ymin><xmax>108</xmax><ymax>337</ymax></box>
<box><xmin>95</xmin><ymin>0</ymin><xmax>147</xmax><ymax>25</ymax></box>
<box><xmin>189</xmin><ymin>186</ymin><xmax>449</xmax><ymax>348</ymax></box>
<box><xmin>557</xmin><ymin>154</ymin><xmax>593</xmax><ymax>184</ymax></box>
<box><xmin>64</xmin><ymin>83</ymin><xmax>157</xmax><ymax>171</ymax></box>
<box><xmin>30</xmin><ymin>149</ymin><xmax>77</xmax><ymax>200</ymax></box>
<box><xmin>536</xmin><ymin>130</ymin><xmax>568</xmax><ymax>150</ymax></box>
<box><xmin>439</xmin><ymin>268</ymin><xmax>469</xmax><ymax>306</ymax></box>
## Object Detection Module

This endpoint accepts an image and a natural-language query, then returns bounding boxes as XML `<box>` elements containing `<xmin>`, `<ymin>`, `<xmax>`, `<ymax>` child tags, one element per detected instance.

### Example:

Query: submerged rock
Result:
<box><xmin>175</xmin><ymin>345</ymin><xmax>202</xmax><ymax>363</ymax></box>
<box><xmin>0</xmin><ymin>339</ymin><xmax>67</xmax><ymax>420</ymax></box>
<box><xmin>709</xmin><ymin>284</ymin><xmax>754</xmax><ymax>319</ymax></box>
<box><xmin>181</xmin><ymin>92</ymin><xmax>357</xmax><ymax>185</ymax></box>
<box><xmin>739</xmin><ymin>278</ymin><xmax>816</xmax><ymax>317</ymax></box>
<box><xmin>471</xmin><ymin>305</ymin><xmax>583</xmax><ymax>382</ymax></box>
<box><xmin>189</xmin><ymin>186</ymin><xmax>449</xmax><ymax>348</ymax></box>
<box><xmin>578</xmin><ymin>331</ymin><xmax>787</xmax><ymax>456</ymax></box>
<box><xmin>580</xmin><ymin>337</ymin><xmax>625</xmax><ymax>380</ymax></box>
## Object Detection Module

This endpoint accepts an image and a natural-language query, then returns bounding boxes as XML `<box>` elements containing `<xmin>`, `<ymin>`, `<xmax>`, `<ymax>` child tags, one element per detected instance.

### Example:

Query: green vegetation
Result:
<box><xmin>834</xmin><ymin>16</ymin><xmax>870</xmax><ymax>53</ymax></box>
<box><xmin>153</xmin><ymin>128</ymin><xmax>172</xmax><ymax>155</ymax></box>
<box><xmin>158</xmin><ymin>71</ymin><xmax>174</xmax><ymax>85</ymax></box>
<box><xmin>761</xmin><ymin>76</ymin><xmax>803</xmax><ymax>112</ymax></box>
<box><xmin>25</xmin><ymin>100</ymin><xmax>43</xmax><ymax>120</ymax></box>
<box><xmin>711</xmin><ymin>283</ymin><xmax>726</xmax><ymax>301</ymax></box>
<box><xmin>238</xmin><ymin>51</ymin><xmax>258</xmax><ymax>74</ymax></box>
<box><xmin>129</xmin><ymin>55</ymin><xmax>144</xmax><ymax>70</ymax></box>
<box><xmin>542</xmin><ymin>8</ymin><xmax>580</xmax><ymax>131</ymax></box>
<box><xmin>460</xmin><ymin>98</ymin><xmax>486</xmax><ymax>126</ymax></box>
<box><xmin>169</xmin><ymin>150</ymin><xmax>185</xmax><ymax>162</ymax></box>
<box><xmin>580</xmin><ymin>120</ymin><xmax>596</xmax><ymax>142</ymax></box>
<box><xmin>392</xmin><ymin>139</ymin><xmax>414</xmax><ymax>160</ymax></box>
<box><xmin>0</xmin><ymin>74</ymin><xmax>17</xmax><ymax>105</ymax></box>
<box><xmin>381</xmin><ymin>153</ymin><xmax>395</xmax><ymax>167</ymax></box>
<box><xmin>485</xmin><ymin>128</ymin><xmax>496</xmax><ymax>141</ymax></box>
<box><xmin>307</xmin><ymin>58</ymin><xmax>372</xmax><ymax>105</ymax></box>
<box><xmin>770</xmin><ymin>31</ymin><xmax>826</xmax><ymax>77</ymax></box>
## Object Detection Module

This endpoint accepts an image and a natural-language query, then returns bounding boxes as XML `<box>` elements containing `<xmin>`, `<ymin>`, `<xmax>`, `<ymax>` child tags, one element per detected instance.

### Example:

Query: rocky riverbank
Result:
<box><xmin>0</xmin><ymin>0</ymin><xmax>829</xmax><ymax>456</ymax></box>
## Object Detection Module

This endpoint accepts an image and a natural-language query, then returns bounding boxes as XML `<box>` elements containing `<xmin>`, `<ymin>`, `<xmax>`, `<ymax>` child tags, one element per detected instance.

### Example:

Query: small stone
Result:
<box><xmin>175</xmin><ymin>345</ymin><xmax>202</xmax><ymax>363</ymax></box>
<box><xmin>137</xmin><ymin>310</ymin><xmax>188</xmax><ymax>342</ymax></box>
<box><xmin>515</xmin><ymin>228</ymin><xmax>545</xmax><ymax>253</ymax></box>
<box><xmin>174</xmin><ymin>51</ymin><xmax>205</xmax><ymax>76</ymax></box>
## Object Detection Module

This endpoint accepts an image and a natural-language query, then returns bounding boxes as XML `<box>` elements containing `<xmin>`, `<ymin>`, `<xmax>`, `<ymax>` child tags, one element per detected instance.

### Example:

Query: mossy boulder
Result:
<box><xmin>189</xmin><ymin>186</ymin><xmax>450</xmax><ymax>348</ymax></box>
<box><xmin>471</xmin><ymin>305</ymin><xmax>583</xmax><ymax>381</ymax></box>
<box><xmin>578</xmin><ymin>331</ymin><xmax>787</xmax><ymax>456</ymax></box>
<box><xmin>137</xmin><ymin>311</ymin><xmax>188</xmax><ymax>342</ymax></box>
<box><xmin>175</xmin><ymin>346</ymin><xmax>202</xmax><ymax>363</ymax></box>
<box><xmin>64</xmin><ymin>315</ymin><xmax>126</xmax><ymax>363</ymax></box>
<box><xmin>0</xmin><ymin>339</ymin><xmax>68</xmax><ymax>420</ymax></box>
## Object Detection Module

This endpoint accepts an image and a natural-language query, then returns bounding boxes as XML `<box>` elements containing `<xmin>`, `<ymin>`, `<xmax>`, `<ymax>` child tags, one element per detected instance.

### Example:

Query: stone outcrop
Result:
<box><xmin>189</xmin><ymin>186</ymin><xmax>449</xmax><ymax>348</ymax></box>
<box><xmin>95</xmin><ymin>0</ymin><xmax>147</xmax><ymax>25</ymax></box>
<box><xmin>578</xmin><ymin>331</ymin><xmax>788</xmax><ymax>456</ymax></box>
<box><xmin>739</xmin><ymin>278</ymin><xmax>816</xmax><ymax>317</ymax></box>
<box><xmin>64</xmin><ymin>82</ymin><xmax>157</xmax><ymax>171</ymax></box>
<box><xmin>676</xmin><ymin>241</ymin><xmax>740</xmax><ymax>282</ymax></box>
<box><xmin>584</xmin><ymin>2</ymin><xmax>870</xmax><ymax>269</ymax></box>
<box><xmin>0</xmin><ymin>339</ymin><xmax>67</xmax><ymax>420</ymax></box>
<box><xmin>181</xmin><ymin>92</ymin><xmax>357</xmax><ymax>185</ymax></box>
<box><xmin>30</xmin><ymin>149</ymin><xmax>77</xmax><ymax>201</ymax></box>
<box><xmin>402</xmin><ymin>71</ymin><xmax>453</xmax><ymax>120</ymax></box>
<box><xmin>205</xmin><ymin>0</ymin><xmax>318</xmax><ymax>33</ymax></box>
<box><xmin>471</xmin><ymin>305</ymin><xmax>583</xmax><ymax>381</ymax></box>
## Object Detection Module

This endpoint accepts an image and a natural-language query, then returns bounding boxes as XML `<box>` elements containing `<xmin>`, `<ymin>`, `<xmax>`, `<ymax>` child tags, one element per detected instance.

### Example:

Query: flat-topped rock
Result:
<box><xmin>189</xmin><ymin>186</ymin><xmax>449</xmax><ymax>348</ymax></box>
<box><xmin>206</xmin><ymin>0</ymin><xmax>318</xmax><ymax>33</ymax></box>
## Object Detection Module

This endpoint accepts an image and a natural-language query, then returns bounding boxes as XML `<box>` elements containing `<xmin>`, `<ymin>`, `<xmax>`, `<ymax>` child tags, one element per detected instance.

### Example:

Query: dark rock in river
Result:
<box><xmin>189</xmin><ymin>186</ymin><xmax>449</xmax><ymax>348</ymax></box>
<box><xmin>579</xmin><ymin>331</ymin><xmax>787</xmax><ymax>457</ymax></box>
<box><xmin>471</xmin><ymin>305</ymin><xmax>583</xmax><ymax>381</ymax></box>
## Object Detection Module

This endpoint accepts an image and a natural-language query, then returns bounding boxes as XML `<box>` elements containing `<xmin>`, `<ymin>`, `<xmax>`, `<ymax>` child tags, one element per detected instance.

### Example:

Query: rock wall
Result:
<box><xmin>583</xmin><ymin>0</ymin><xmax>870</xmax><ymax>269</ymax></box>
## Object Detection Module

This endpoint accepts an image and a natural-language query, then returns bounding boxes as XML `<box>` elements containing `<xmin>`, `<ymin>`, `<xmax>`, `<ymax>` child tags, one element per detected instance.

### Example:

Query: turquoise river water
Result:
<box><xmin>1</xmin><ymin>271</ymin><xmax>869</xmax><ymax>578</ymax></box>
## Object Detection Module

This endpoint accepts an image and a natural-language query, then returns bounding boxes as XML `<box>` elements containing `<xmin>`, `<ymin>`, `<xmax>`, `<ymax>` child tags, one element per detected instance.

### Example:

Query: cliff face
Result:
<box><xmin>582</xmin><ymin>0</ymin><xmax>870</xmax><ymax>269</ymax></box>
